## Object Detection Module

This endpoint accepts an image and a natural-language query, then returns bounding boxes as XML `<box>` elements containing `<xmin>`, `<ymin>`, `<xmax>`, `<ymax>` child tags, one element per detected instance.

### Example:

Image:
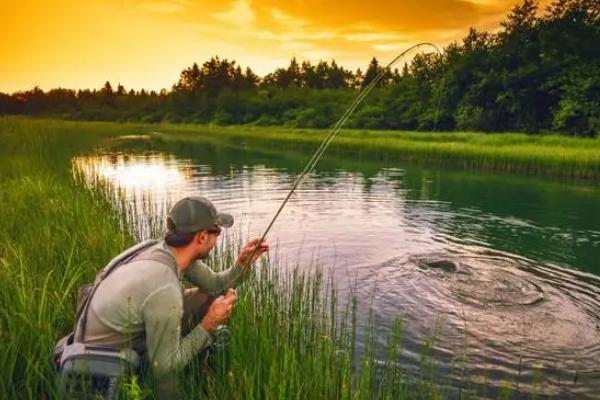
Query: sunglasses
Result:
<box><xmin>206</xmin><ymin>226</ymin><xmax>222</xmax><ymax>236</ymax></box>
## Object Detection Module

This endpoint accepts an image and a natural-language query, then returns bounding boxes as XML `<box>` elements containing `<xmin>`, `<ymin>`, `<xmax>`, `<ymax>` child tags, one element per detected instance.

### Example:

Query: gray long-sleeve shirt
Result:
<box><xmin>83</xmin><ymin>240</ymin><xmax>247</xmax><ymax>394</ymax></box>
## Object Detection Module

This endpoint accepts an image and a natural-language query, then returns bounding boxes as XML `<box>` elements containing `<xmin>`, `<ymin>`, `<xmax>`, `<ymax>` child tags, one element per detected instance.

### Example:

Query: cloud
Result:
<box><xmin>135</xmin><ymin>0</ymin><xmax>529</xmax><ymax>65</ymax></box>
<box><xmin>140</xmin><ymin>0</ymin><xmax>189</xmax><ymax>14</ymax></box>
<box><xmin>302</xmin><ymin>50</ymin><xmax>334</xmax><ymax>60</ymax></box>
<box><xmin>345</xmin><ymin>32</ymin><xmax>409</xmax><ymax>43</ymax></box>
<box><xmin>253</xmin><ymin>0</ymin><xmax>506</xmax><ymax>32</ymax></box>
<box><xmin>281</xmin><ymin>41</ymin><xmax>314</xmax><ymax>50</ymax></box>
<box><xmin>212</xmin><ymin>0</ymin><xmax>255</xmax><ymax>27</ymax></box>
<box><xmin>372</xmin><ymin>43</ymin><xmax>406</xmax><ymax>52</ymax></box>
<box><xmin>270</xmin><ymin>7</ymin><xmax>307</xmax><ymax>29</ymax></box>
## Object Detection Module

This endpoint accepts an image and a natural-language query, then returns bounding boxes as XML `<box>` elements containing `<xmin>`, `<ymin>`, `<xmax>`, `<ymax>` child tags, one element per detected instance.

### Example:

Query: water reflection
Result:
<box><xmin>72</xmin><ymin>147</ymin><xmax>600</xmax><ymax>399</ymax></box>
<box><xmin>72</xmin><ymin>153</ymin><xmax>197</xmax><ymax>238</ymax></box>
<box><xmin>73</xmin><ymin>153</ymin><xmax>195</xmax><ymax>194</ymax></box>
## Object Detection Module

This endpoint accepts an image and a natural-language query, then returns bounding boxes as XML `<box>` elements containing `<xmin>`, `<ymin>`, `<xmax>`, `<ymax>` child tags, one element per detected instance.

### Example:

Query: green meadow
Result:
<box><xmin>1</xmin><ymin>116</ymin><xmax>590</xmax><ymax>398</ymax></box>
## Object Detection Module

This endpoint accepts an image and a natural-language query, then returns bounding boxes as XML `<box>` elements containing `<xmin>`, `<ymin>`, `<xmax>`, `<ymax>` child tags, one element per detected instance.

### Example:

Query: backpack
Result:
<box><xmin>52</xmin><ymin>239</ymin><xmax>174</xmax><ymax>398</ymax></box>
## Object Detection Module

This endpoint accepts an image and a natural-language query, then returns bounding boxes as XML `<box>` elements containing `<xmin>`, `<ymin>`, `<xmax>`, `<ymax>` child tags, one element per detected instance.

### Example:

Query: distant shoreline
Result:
<box><xmin>4</xmin><ymin>115</ymin><xmax>600</xmax><ymax>181</ymax></box>
<box><xmin>144</xmin><ymin>121</ymin><xmax>600</xmax><ymax>182</ymax></box>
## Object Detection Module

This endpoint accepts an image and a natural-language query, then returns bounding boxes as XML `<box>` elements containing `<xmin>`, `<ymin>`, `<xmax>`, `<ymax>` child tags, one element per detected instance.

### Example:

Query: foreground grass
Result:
<box><xmin>0</xmin><ymin>117</ymin><xmax>547</xmax><ymax>399</ymax></box>
<box><xmin>151</xmin><ymin>123</ymin><xmax>600</xmax><ymax>181</ymax></box>
<box><xmin>0</xmin><ymin>118</ymin><xmax>136</xmax><ymax>398</ymax></box>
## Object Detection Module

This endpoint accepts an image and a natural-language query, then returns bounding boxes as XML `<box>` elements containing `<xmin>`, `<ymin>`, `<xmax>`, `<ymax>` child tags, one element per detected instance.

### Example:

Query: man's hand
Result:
<box><xmin>200</xmin><ymin>289</ymin><xmax>236</xmax><ymax>333</ymax></box>
<box><xmin>236</xmin><ymin>238</ymin><xmax>269</xmax><ymax>271</ymax></box>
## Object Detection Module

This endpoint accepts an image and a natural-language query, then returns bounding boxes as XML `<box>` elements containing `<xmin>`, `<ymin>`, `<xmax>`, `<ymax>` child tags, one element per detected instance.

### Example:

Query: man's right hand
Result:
<box><xmin>200</xmin><ymin>289</ymin><xmax>236</xmax><ymax>333</ymax></box>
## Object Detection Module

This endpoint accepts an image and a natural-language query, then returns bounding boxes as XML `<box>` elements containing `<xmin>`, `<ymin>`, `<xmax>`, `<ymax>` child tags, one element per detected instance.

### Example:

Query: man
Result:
<box><xmin>81</xmin><ymin>196</ymin><xmax>268</xmax><ymax>397</ymax></box>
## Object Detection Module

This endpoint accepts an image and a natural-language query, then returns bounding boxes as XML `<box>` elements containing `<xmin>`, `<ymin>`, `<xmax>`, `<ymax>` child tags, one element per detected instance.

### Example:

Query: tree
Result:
<box><xmin>262</xmin><ymin>58</ymin><xmax>302</xmax><ymax>89</ymax></box>
<box><xmin>101</xmin><ymin>81</ymin><xmax>113</xmax><ymax>95</ymax></box>
<box><xmin>325</xmin><ymin>60</ymin><xmax>354</xmax><ymax>89</ymax></box>
<box><xmin>362</xmin><ymin>58</ymin><xmax>381</xmax><ymax>88</ymax></box>
<box><xmin>175</xmin><ymin>62</ymin><xmax>201</xmax><ymax>92</ymax></box>
<box><xmin>361</xmin><ymin>57</ymin><xmax>393</xmax><ymax>89</ymax></box>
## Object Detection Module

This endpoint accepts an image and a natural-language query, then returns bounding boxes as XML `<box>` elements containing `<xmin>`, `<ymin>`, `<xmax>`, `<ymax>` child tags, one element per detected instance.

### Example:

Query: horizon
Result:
<box><xmin>0</xmin><ymin>0</ymin><xmax>552</xmax><ymax>94</ymax></box>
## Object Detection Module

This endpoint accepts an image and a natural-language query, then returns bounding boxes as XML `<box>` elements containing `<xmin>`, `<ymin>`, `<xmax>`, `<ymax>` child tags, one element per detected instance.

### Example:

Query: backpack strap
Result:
<box><xmin>74</xmin><ymin>239</ymin><xmax>160</xmax><ymax>343</ymax></box>
<box><xmin>132</xmin><ymin>250</ymin><xmax>177</xmax><ymax>273</ymax></box>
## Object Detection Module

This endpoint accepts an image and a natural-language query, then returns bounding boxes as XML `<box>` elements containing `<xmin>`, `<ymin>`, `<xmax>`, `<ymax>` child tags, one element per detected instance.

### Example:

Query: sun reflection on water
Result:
<box><xmin>72</xmin><ymin>152</ymin><xmax>196</xmax><ymax>239</ymax></box>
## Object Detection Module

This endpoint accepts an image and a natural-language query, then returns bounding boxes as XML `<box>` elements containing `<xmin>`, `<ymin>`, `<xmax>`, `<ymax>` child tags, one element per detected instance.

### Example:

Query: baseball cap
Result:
<box><xmin>168</xmin><ymin>196</ymin><xmax>234</xmax><ymax>233</ymax></box>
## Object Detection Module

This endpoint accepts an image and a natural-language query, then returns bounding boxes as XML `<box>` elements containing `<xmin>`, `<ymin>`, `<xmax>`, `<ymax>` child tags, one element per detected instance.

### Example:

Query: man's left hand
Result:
<box><xmin>236</xmin><ymin>238</ymin><xmax>269</xmax><ymax>271</ymax></box>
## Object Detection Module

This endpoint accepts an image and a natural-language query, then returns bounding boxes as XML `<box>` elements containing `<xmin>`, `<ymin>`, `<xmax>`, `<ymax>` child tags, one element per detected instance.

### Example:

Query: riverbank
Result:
<box><xmin>6</xmin><ymin>116</ymin><xmax>600</xmax><ymax>181</ymax></box>
<box><xmin>0</xmin><ymin>119</ymin><xmax>453</xmax><ymax>398</ymax></box>
<box><xmin>151</xmin><ymin>123</ymin><xmax>600</xmax><ymax>181</ymax></box>
<box><xmin>0</xmin><ymin>118</ymin><xmax>135</xmax><ymax>398</ymax></box>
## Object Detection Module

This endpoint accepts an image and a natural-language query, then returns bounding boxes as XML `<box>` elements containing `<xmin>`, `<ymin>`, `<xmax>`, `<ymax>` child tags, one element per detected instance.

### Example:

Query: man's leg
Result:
<box><xmin>181</xmin><ymin>288</ymin><xmax>214</xmax><ymax>336</ymax></box>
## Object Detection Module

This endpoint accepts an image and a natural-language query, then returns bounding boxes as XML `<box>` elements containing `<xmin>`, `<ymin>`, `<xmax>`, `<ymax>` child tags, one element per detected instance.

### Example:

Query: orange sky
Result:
<box><xmin>0</xmin><ymin>0</ymin><xmax>549</xmax><ymax>93</ymax></box>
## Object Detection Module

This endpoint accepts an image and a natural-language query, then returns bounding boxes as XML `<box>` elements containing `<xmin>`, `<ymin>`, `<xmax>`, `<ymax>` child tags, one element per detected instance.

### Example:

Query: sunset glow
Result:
<box><xmin>1</xmin><ymin>0</ymin><xmax>549</xmax><ymax>93</ymax></box>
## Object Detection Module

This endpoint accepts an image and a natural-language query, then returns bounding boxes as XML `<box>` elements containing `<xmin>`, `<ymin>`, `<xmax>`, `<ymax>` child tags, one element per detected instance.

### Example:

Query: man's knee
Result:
<box><xmin>181</xmin><ymin>288</ymin><xmax>213</xmax><ymax>335</ymax></box>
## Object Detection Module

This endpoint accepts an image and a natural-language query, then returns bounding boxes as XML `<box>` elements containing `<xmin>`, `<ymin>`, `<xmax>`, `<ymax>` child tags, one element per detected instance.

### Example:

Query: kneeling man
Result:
<box><xmin>81</xmin><ymin>196</ymin><xmax>268</xmax><ymax>397</ymax></box>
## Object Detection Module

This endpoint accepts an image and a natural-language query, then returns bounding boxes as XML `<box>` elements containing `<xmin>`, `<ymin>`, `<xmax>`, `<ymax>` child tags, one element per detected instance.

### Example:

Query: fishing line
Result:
<box><xmin>250</xmin><ymin>42</ymin><xmax>443</xmax><ymax>259</ymax></box>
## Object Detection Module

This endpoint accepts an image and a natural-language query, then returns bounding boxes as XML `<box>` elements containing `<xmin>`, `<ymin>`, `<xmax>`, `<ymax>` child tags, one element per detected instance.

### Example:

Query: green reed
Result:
<box><xmin>0</xmin><ymin>118</ymin><xmax>137</xmax><ymax>398</ymax></box>
<box><xmin>0</xmin><ymin>116</ymin><xmax>548</xmax><ymax>399</ymax></box>
<box><xmin>154</xmin><ymin>123</ymin><xmax>600</xmax><ymax>181</ymax></box>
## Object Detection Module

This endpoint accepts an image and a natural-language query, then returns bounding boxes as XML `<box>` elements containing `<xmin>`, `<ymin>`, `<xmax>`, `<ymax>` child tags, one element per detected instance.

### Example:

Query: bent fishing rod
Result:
<box><xmin>246</xmin><ymin>42</ymin><xmax>443</xmax><ymax>263</ymax></box>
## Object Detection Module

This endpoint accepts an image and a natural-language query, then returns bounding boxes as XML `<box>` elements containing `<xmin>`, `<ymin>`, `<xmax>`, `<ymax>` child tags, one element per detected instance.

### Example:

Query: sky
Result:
<box><xmin>0</xmin><ymin>0</ymin><xmax>550</xmax><ymax>93</ymax></box>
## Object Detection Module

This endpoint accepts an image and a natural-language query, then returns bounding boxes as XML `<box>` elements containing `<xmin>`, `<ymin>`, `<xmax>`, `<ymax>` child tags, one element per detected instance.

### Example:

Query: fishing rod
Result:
<box><xmin>245</xmin><ymin>42</ymin><xmax>443</xmax><ymax>264</ymax></box>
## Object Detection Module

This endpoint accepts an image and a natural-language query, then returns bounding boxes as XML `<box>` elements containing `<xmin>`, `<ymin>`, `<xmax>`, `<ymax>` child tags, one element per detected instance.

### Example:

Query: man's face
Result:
<box><xmin>195</xmin><ymin>227</ymin><xmax>221</xmax><ymax>260</ymax></box>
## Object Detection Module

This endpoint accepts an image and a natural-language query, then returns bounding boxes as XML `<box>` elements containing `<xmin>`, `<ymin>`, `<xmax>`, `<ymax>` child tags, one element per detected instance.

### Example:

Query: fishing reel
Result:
<box><xmin>212</xmin><ymin>324</ymin><xmax>231</xmax><ymax>350</ymax></box>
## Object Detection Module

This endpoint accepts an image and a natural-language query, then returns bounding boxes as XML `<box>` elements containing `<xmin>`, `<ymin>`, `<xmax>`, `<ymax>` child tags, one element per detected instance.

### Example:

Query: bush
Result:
<box><xmin>252</xmin><ymin>114</ymin><xmax>280</xmax><ymax>126</ymax></box>
<box><xmin>349</xmin><ymin>105</ymin><xmax>386</xmax><ymax>129</ymax></box>
<box><xmin>140</xmin><ymin>113</ymin><xmax>162</xmax><ymax>123</ymax></box>
<box><xmin>455</xmin><ymin>103</ymin><xmax>485</xmax><ymax>132</ymax></box>
<box><xmin>552</xmin><ymin>97</ymin><xmax>599</xmax><ymax>138</ymax></box>
<box><xmin>293</xmin><ymin>107</ymin><xmax>333</xmax><ymax>128</ymax></box>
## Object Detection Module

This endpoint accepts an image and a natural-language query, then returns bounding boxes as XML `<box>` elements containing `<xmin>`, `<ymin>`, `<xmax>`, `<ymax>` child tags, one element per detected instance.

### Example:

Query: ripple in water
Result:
<box><xmin>416</xmin><ymin>255</ymin><xmax>545</xmax><ymax>307</ymax></box>
<box><xmin>371</xmin><ymin>249</ymin><xmax>600</xmax><ymax>399</ymax></box>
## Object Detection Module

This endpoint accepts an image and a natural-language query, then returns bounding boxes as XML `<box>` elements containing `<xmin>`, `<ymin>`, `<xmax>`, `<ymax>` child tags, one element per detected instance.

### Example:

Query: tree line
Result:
<box><xmin>1</xmin><ymin>0</ymin><xmax>598</xmax><ymax>136</ymax></box>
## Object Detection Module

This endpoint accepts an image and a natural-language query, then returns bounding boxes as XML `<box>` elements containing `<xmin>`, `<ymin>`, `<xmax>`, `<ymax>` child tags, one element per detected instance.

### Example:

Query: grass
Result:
<box><xmin>149</xmin><ymin>123</ymin><xmax>600</xmax><ymax>181</ymax></box>
<box><xmin>0</xmin><ymin>116</ymin><xmax>554</xmax><ymax>399</ymax></box>
<box><xmin>6</xmin><ymin>116</ymin><xmax>600</xmax><ymax>181</ymax></box>
<box><xmin>0</xmin><ymin>117</ymin><xmax>136</xmax><ymax>398</ymax></box>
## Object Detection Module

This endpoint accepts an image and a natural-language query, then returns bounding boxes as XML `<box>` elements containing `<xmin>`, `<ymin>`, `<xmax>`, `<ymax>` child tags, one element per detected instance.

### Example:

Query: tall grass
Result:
<box><xmin>187</xmin><ymin>248</ymin><xmax>435</xmax><ymax>400</ymax></box>
<box><xmin>0</xmin><ymin>117</ymin><xmax>138</xmax><ymax>398</ymax></box>
<box><xmin>154</xmin><ymin>124</ymin><xmax>600</xmax><ymax>181</ymax></box>
<box><xmin>1</xmin><ymin>116</ymin><xmax>544</xmax><ymax>399</ymax></box>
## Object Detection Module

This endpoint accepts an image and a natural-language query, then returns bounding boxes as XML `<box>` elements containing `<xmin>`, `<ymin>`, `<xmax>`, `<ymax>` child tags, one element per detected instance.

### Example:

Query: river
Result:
<box><xmin>72</xmin><ymin>133</ymin><xmax>600</xmax><ymax>399</ymax></box>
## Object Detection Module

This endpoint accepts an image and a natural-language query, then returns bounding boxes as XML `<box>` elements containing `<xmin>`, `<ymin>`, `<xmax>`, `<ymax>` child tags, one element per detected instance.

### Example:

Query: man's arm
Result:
<box><xmin>142</xmin><ymin>284</ymin><xmax>212</xmax><ymax>398</ymax></box>
<box><xmin>184</xmin><ymin>239</ymin><xmax>269</xmax><ymax>295</ymax></box>
<box><xmin>184</xmin><ymin>260</ymin><xmax>247</xmax><ymax>296</ymax></box>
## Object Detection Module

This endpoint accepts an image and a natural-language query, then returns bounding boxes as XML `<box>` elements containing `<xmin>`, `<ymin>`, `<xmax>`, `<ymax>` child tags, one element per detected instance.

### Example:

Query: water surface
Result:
<box><xmin>73</xmin><ymin>135</ymin><xmax>600</xmax><ymax>398</ymax></box>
